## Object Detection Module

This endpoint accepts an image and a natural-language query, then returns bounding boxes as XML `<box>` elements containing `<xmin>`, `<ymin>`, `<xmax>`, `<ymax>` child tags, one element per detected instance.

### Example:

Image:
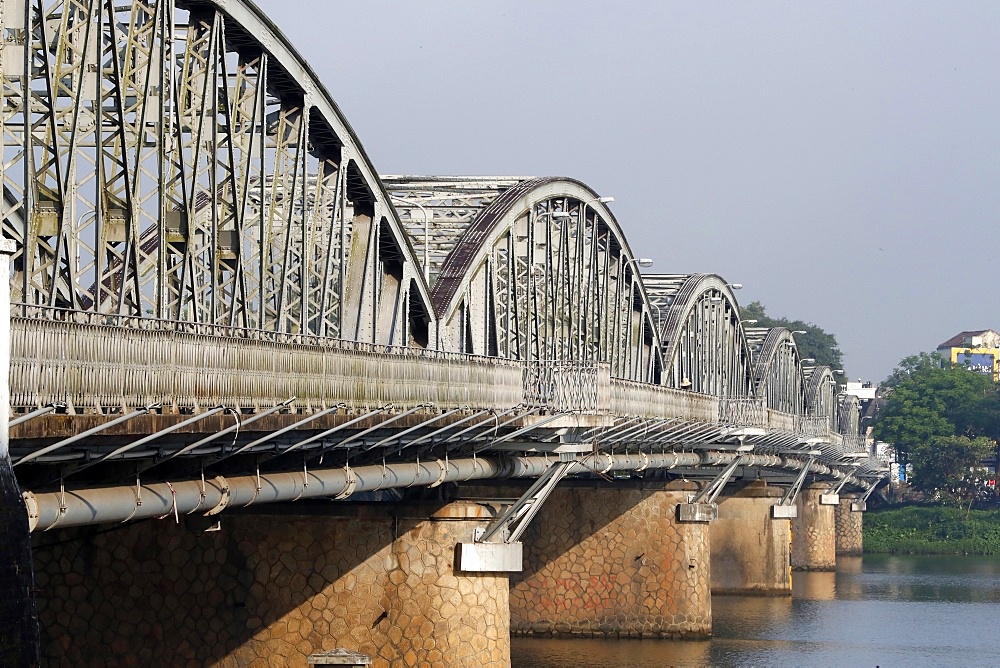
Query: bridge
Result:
<box><xmin>0</xmin><ymin>1</ymin><xmax>886</xmax><ymax>665</ymax></box>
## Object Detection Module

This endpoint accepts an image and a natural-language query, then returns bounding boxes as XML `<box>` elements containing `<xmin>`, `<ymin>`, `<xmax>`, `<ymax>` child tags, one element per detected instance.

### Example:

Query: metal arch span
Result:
<box><xmin>646</xmin><ymin>273</ymin><xmax>754</xmax><ymax>398</ymax></box>
<box><xmin>803</xmin><ymin>365</ymin><xmax>838</xmax><ymax>431</ymax></box>
<box><xmin>387</xmin><ymin>176</ymin><xmax>662</xmax><ymax>382</ymax></box>
<box><xmin>1</xmin><ymin>0</ymin><xmax>432</xmax><ymax>347</ymax></box>
<box><xmin>747</xmin><ymin>326</ymin><xmax>807</xmax><ymax>416</ymax></box>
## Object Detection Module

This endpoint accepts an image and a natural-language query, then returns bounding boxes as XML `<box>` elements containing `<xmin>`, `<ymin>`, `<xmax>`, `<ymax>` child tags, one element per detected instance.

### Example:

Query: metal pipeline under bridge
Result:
<box><xmin>22</xmin><ymin>451</ymin><xmax>864</xmax><ymax>532</ymax></box>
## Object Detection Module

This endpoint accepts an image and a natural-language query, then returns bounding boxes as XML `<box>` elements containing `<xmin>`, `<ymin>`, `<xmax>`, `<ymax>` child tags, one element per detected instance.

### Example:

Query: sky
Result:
<box><xmin>251</xmin><ymin>0</ymin><xmax>1000</xmax><ymax>383</ymax></box>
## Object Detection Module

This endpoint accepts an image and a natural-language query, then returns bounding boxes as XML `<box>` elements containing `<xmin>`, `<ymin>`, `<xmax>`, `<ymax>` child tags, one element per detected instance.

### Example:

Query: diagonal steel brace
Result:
<box><xmin>477</xmin><ymin>459</ymin><xmax>576</xmax><ymax>544</ymax></box>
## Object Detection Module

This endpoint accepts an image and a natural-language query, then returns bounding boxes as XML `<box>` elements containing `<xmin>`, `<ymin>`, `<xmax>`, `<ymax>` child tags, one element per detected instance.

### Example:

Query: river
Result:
<box><xmin>510</xmin><ymin>554</ymin><xmax>1000</xmax><ymax>667</ymax></box>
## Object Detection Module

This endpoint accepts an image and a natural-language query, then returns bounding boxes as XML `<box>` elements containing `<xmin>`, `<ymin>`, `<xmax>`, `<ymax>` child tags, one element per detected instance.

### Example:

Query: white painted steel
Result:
<box><xmin>22</xmin><ymin>450</ymin><xmax>857</xmax><ymax>531</ymax></box>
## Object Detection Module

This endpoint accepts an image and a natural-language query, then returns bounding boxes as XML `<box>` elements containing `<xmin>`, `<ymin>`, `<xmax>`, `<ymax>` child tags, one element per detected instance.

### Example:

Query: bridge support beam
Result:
<box><xmin>710</xmin><ymin>480</ymin><xmax>791</xmax><ymax>595</ymax></box>
<box><xmin>835</xmin><ymin>493</ymin><xmax>864</xmax><ymax>556</ymax></box>
<box><xmin>791</xmin><ymin>483</ymin><xmax>838</xmax><ymax>571</ymax></box>
<box><xmin>468</xmin><ymin>480</ymin><xmax>711</xmax><ymax>639</ymax></box>
<box><xmin>30</xmin><ymin>501</ymin><xmax>509</xmax><ymax>666</ymax></box>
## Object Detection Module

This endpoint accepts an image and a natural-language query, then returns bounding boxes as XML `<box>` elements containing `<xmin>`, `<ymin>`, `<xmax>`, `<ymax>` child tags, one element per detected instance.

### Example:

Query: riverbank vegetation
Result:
<box><xmin>865</xmin><ymin>504</ymin><xmax>1000</xmax><ymax>554</ymax></box>
<box><xmin>873</xmin><ymin>353</ymin><xmax>999</xmax><ymax>505</ymax></box>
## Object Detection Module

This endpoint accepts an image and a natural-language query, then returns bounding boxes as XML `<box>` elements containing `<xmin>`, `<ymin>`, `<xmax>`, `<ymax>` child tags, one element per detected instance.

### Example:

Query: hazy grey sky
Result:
<box><xmin>252</xmin><ymin>0</ymin><xmax>1000</xmax><ymax>382</ymax></box>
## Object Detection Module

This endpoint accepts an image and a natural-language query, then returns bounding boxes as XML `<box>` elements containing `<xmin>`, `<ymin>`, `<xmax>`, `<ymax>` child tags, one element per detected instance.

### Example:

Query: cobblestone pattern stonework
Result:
<box><xmin>835</xmin><ymin>496</ymin><xmax>864</xmax><ymax>556</ymax></box>
<box><xmin>31</xmin><ymin>502</ymin><xmax>509</xmax><ymax>667</ymax></box>
<box><xmin>711</xmin><ymin>482</ymin><xmax>791</xmax><ymax>595</ymax></box>
<box><xmin>467</xmin><ymin>482</ymin><xmax>711</xmax><ymax>639</ymax></box>
<box><xmin>791</xmin><ymin>485</ymin><xmax>837</xmax><ymax>571</ymax></box>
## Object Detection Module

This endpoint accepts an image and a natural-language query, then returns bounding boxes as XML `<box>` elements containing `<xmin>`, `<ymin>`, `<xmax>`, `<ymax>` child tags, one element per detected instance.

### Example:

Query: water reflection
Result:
<box><xmin>511</xmin><ymin>554</ymin><xmax>1000</xmax><ymax>667</ymax></box>
<box><xmin>792</xmin><ymin>570</ymin><xmax>836</xmax><ymax>600</ymax></box>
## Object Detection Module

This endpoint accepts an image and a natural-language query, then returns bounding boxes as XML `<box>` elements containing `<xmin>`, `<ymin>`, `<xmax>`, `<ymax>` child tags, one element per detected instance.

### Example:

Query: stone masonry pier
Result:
<box><xmin>463</xmin><ymin>480</ymin><xmax>711</xmax><ymax>639</ymax></box>
<box><xmin>30</xmin><ymin>501</ymin><xmax>508</xmax><ymax>667</ymax></box>
<box><xmin>791</xmin><ymin>484</ymin><xmax>837</xmax><ymax>571</ymax></box>
<box><xmin>835</xmin><ymin>494</ymin><xmax>864</xmax><ymax>556</ymax></box>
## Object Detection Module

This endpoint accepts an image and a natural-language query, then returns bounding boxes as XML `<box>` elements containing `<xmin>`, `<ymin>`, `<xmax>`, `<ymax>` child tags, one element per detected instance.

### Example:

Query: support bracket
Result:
<box><xmin>475</xmin><ymin>458</ymin><xmax>575</xmax><ymax>544</ymax></box>
<box><xmin>771</xmin><ymin>456</ymin><xmax>816</xmax><ymax>518</ymax></box>
<box><xmin>679</xmin><ymin>454</ymin><xmax>747</xmax><ymax>523</ymax></box>
<box><xmin>690</xmin><ymin>455</ymin><xmax>744</xmax><ymax>505</ymax></box>
<box><xmin>851</xmin><ymin>481</ymin><xmax>882</xmax><ymax>511</ymax></box>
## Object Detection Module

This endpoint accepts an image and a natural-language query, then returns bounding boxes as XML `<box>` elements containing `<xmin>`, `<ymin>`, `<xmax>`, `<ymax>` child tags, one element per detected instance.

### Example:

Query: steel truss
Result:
<box><xmin>388</xmin><ymin>176</ymin><xmax>662</xmax><ymax>382</ymax></box>
<box><xmin>0</xmin><ymin>0</ymin><xmax>432</xmax><ymax>346</ymax></box>
<box><xmin>646</xmin><ymin>273</ymin><xmax>754</xmax><ymax>396</ymax></box>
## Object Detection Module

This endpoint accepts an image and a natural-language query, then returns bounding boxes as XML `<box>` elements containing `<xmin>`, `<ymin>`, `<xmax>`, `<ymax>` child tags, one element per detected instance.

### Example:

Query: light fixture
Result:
<box><xmin>596</xmin><ymin>196</ymin><xmax>615</xmax><ymax>204</ymax></box>
<box><xmin>709</xmin><ymin>296</ymin><xmax>724</xmax><ymax>303</ymax></box>
<box><xmin>741</xmin><ymin>319</ymin><xmax>758</xmax><ymax>325</ymax></box>
<box><xmin>625</xmin><ymin>257</ymin><xmax>653</xmax><ymax>268</ymax></box>
<box><xmin>801</xmin><ymin>358</ymin><xmax>816</xmax><ymax>363</ymax></box>
<box><xmin>834</xmin><ymin>369</ymin><xmax>845</xmax><ymax>374</ymax></box>
<box><xmin>550</xmin><ymin>211</ymin><xmax>571</xmax><ymax>219</ymax></box>
<box><xmin>792</xmin><ymin>330</ymin><xmax>807</xmax><ymax>335</ymax></box>
<box><xmin>728</xmin><ymin>283</ymin><xmax>743</xmax><ymax>290</ymax></box>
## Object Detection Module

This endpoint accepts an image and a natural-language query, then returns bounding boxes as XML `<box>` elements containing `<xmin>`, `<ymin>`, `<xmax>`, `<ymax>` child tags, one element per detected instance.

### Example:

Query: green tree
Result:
<box><xmin>908</xmin><ymin>436</ymin><xmax>994</xmax><ymax>505</ymax></box>
<box><xmin>740</xmin><ymin>301</ymin><xmax>844</xmax><ymax>371</ymax></box>
<box><xmin>874</xmin><ymin>356</ymin><xmax>1000</xmax><ymax>504</ymax></box>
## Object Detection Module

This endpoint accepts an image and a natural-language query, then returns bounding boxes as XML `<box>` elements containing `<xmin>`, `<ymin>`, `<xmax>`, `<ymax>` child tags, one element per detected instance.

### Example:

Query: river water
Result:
<box><xmin>510</xmin><ymin>555</ymin><xmax>1000</xmax><ymax>667</ymax></box>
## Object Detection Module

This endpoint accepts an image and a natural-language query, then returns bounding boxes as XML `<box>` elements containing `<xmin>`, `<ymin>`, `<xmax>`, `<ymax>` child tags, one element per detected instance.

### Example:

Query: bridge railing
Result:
<box><xmin>718</xmin><ymin>398</ymin><xmax>767</xmax><ymax>428</ymax></box>
<box><xmin>839</xmin><ymin>432</ymin><xmax>867</xmax><ymax>454</ymax></box>
<box><xmin>796</xmin><ymin>416</ymin><xmax>832</xmax><ymax>437</ymax></box>
<box><xmin>609</xmin><ymin>379</ymin><xmax>718</xmax><ymax>422</ymax></box>
<box><xmin>12</xmin><ymin>315</ymin><xmax>524</xmax><ymax>413</ymax></box>
<box><xmin>522</xmin><ymin>361</ymin><xmax>610</xmax><ymax>413</ymax></box>
<box><xmin>767</xmin><ymin>410</ymin><xmax>796</xmax><ymax>432</ymax></box>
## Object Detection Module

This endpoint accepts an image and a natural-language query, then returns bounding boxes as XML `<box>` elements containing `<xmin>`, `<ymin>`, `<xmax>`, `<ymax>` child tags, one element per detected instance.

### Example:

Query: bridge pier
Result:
<box><xmin>791</xmin><ymin>483</ymin><xmax>837</xmax><ymax>571</ymax></box>
<box><xmin>835</xmin><ymin>493</ymin><xmax>864</xmax><ymax>556</ymax></box>
<box><xmin>30</xmin><ymin>501</ymin><xmax>509</xmax><ymax>667</ymax></box>
<box><xmin>710</xmin><ymin>481</ymin><xmax>791</xmax><ymax>595</ymax></box>
<box><xmin>469</xmin><ymin>479</ymin><xmax>711</xmax><ymax>639</ymax></box>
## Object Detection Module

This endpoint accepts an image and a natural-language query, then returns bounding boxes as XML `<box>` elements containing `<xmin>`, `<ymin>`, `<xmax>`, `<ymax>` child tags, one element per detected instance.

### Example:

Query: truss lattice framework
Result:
<box><xmin>388</xmin><ymin>177</ymin><xmax>662</xmax><ymax>382</ymax></box>
<box><xmin>747</xmin><ymin>326</ymin><xmax>807</xmax><ymax>415</ymax></box>
<box><xmin>803</xmin><ymin>365</ymin><xmax>838</xmax><ymax>430</ymax></box>
<box><xmin>0</xmin><ymin>0</ymin><xmax>432</xmax><ymax>346</ymax></box>
<box><xmin>646</xmin><ymin>273</ymin><xmax>754</xmax><ymax>397</ymax></box>
<box><xmin>839</xmin><ymin>392</ymin><xmax>861</xmax><ymax>437</ymax></box>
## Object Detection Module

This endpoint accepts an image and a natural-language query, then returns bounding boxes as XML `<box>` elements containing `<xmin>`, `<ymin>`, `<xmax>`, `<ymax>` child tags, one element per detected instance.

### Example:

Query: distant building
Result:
<box><xmin>843</xmin><ymin>381</ymin><xmax>876</xmax><ymax>401</ymax></box>
<box><xmin>937</xmin><ymin>329</ymin><xmax>1000</xmax><ymax>380</ymax></box>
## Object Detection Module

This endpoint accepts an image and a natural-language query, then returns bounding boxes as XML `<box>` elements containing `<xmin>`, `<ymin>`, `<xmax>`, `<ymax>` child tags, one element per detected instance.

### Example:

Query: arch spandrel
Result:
<box><xmin>751</xmin><ymin>327</ymin><xmax>807</xmax><ymax>415</ymax></box>
<box><xmin>647</xmin><ymin>273</ymin><xmax>754</xmax><ymax>397</ymax></box>
<box><xmin>1</xmin><ymin>0</ymin><xmax>432</xmax><ymax>347</ymax></box>
<box><xmin>386</xmin><ymin>176</ymin><xmax>661</xmax><ymax>381</ymax></box>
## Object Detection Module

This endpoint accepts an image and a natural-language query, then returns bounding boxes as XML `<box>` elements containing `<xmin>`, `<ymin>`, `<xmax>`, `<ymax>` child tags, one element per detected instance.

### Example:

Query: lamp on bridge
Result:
<box><xmin>792</xmin><ymin>330</ymin><xmax>807</xmax><ymax>335</ymax></box>
<box><xmin>801</xmin><ymin>358</ymin><xmax>816</xmax><ymax>364</ymax></box>
<box><xmin>544</xmin><ymin>211</ymin><xmax>572</xmax><ymax>221</ymax></box>
<box><xmin>740</xmin><ymin>319</ymin><xmax>758</xmax><ymax>325</ymax></box>
<box><xmin>624</xmin><ymin>257</ymin><xmax>654</xmax><ymax>268</ymax></box>
<box><xmin>727</xmin><ymin>283</ymin><xmax>743</xmax><ymax>290</ymax></box>
<box><xmin>588</xmin><ymin>196</ymin><xmax>615</xmax><ymax>205</ymax></box>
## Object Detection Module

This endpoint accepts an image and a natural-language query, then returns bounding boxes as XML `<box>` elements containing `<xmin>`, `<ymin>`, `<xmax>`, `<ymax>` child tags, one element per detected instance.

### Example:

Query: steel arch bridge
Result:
<box><xmin>0</xmin><ymin>0</ymin><xmax>885</xmax><ymax>531</ymax></box>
